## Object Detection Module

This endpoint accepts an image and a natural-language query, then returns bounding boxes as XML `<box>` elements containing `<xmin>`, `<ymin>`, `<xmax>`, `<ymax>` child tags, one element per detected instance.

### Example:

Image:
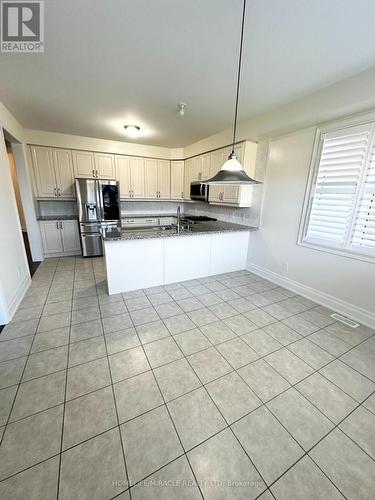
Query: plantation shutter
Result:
<box><xmin>304</xmin><ymin>123</ymin><xmax>375</xmax><ymax>256</ymax></box>
<box><xmin>350</xmin><ymin>139</ymin><xmax>375</xmax><ymax>255</ymax></box>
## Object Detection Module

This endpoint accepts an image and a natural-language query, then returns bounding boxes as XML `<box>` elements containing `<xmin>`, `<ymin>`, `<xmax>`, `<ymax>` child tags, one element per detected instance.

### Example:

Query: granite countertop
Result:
<box><xmin>37</xmin><ymin>215</ymin><xmax>78</xmax><ymax>221</ymax></box>
<box><xmin>102</xmin><ymin>220</ymin><xmax>257</xmax><ymax>241</ymax></box>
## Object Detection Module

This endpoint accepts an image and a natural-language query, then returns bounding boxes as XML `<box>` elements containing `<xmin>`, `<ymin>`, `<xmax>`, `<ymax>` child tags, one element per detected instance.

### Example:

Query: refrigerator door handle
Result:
<box><xmin>96</xmin><ymin>180</ymin><xmax>104</xmax><ymax>221</ymax></box>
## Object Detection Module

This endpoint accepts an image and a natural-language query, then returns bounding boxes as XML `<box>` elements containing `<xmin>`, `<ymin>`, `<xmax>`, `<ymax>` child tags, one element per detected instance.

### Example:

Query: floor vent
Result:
<box><xmin>331</xmin><ymin>313</ymin><xmax>360</xmax><ymax>328</ymax></box>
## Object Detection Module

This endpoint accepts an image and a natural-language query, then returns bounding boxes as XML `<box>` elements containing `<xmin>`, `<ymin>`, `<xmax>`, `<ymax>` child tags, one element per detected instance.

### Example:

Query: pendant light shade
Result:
<box><xmin>204</xmin><ymin>152</ymin><xmax>261</xmax><ymax>185</ymax></box>
<box><xmin>204</xmin><ymin>0</ymin><xmax>261</xmax><ymax>186</ymax></box>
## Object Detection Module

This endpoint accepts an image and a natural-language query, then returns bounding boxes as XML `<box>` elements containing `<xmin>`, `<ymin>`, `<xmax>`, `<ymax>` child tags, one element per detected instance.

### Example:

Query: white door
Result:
<box><xmin>129</xmin><ymin>157</ymin><xmax>145</xmax><ymax>198</ymax></box>
<box><xmin>158</xmin><ymin>160</ymin><xmax>170</xmax><ymax>199</ymax></box>
<box><xmin>39</xmin><ymin>221</ymin><xmax>63</xmax><ymax>254</ymax></box>
<box><xmin>184</xmin><ymin>158</ymin><xmax>194</xmax><ymax>200</ymax></box>
<box><xmin>116</xmin><ymin>155</ymin><xmax>131</xmax><ymax>198</ymax></box>
<box><xmin>95</xmin><ymin>153</ymin><xmax>115</xmax><ymax>179</ymax></box>
<box><xmin>200</xmin><ymin>153</ymin><xmax>210</xmax><ymax>180</ymax></box>
<box><xmin>53</xmin><ymin>148</ymin><xmax>75</xmax><ymax>198</ymax></box>
<box><xmin>223</xmin><ymin>185</ymin><xmax>240</xmax><ymax>203</ymax></box>
<box><xmin>60</xmin><ymin>220</ymin><xmax>81</xmax><ymax>253</ymax></box>
<box><xmin>208</xmin><ymin>149</ymin><xmax>224</xmax><ymax>202</ymax></box>
<box><xmin>31</xmin><ymin>146</ymin><xmax>57</xmax><ymax>198</ymax></box>
<box><xmin>170</xmin><ymin>161</ymin><xmax>184</xmax><ymax>199</ymax></box>
<box><xmin>72</xmin><ymin>150</ymin><xmax>95</xmax><ymax>178</ymax></box>
<box><xmin>144</xmin><ymin>159</ymin><xmax>158</xmax><ymax>198</ymax></box>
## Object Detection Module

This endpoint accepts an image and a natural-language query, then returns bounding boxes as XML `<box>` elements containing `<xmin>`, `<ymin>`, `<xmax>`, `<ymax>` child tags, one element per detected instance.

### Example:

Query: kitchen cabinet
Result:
<box><xmin>94</xmin><ymin>153</ymin><xmax>115</xmax><ymax>179</ymax></box>
<box><xmin>208</xmin><ymin>141</ymin><xmax>257</xmax><ymax>207</ymax></box>
<box><xmin>116</xmin><ymin>155</ymin><xmax>145</xmax><ymax>199</ymax></box>
<box><xmin>31</xmin><ymin>146</ymin><xmax>75</xmax><ymax>199</ymax></box>
<box><xmin>144</xmin><ymin>159</ymin><xmax>170</xmax><ymax>199</ymax></box>
<box><xmin>39</xmin><ymin>220</ymin><xmax>81</xmax><ymax>256</ymax></box>
<box><xmin>170</xmin><ymin>161</ymin><xmax>184</xmax><ymax>199</ymax></box>
<box><xmin>158</xmin><ymin>160</ymin><xmax>171</xmax><ymax>199</ymax></box>
<box><xmin>72</xmin><ymin>150</ymin><xmax>95</xmax><ymax>178</ymax></box>
<box><xmin>184</xmin><ymin>158</ymin><xmax>194</xmax><ymax>200</ymax></box>
<box><xmin>73</xmin><ymin>151</ymin><xmax>115</xmax><ymax>179</ymax></box>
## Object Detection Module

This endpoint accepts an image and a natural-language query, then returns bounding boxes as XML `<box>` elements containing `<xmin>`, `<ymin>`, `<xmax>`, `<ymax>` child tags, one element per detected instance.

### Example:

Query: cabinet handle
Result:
<box><xmin>54</xmin><ymin>188</ymin><xmax>57</xmax><ymax>197</ymax></box>
<box><xmin>96</xmin><ymin>169</ymin><xmax>99</xmax><ymax>178</ymax></box>
<box><xmin>60</xmin><ymin>221</ymin><xmax>63</xmax><ymax>229</ymax></box>
<box><xmin>56</xmin><ymin>221</ymin><xmax>59</xmax><ymax>229</ymax></box>
<box><xmin>181</xmin><ymin>191</ymin><xmax>183</xmax><ymax>199</ymax></box>
<box><xmin>92</xmin><ymin>169</ymin><xmax>95</xmax><ymax>178</ymax></box>
<box><xmin>57</xmin><ymin>188</ymin><xmax>60</xmax><ymax>197</ymax></box>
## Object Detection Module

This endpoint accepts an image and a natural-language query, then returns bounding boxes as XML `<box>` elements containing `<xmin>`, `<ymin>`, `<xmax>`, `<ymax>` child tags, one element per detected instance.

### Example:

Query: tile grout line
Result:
<box><xmin>56</xmin><ymin>256</ymin><xmax>77</xmax><ymax>500</ymax></box>
<box><xmin>97</xmin><ymin>266</ymin><xmax>133</xmax><ymax>500</ymax></box>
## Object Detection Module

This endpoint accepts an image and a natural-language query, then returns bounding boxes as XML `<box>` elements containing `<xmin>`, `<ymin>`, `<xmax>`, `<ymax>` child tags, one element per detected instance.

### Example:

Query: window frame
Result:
<box><xmin>298</xmin><ymin>112</ymin><xmax>375</xmax><ymax>264</ymax></box>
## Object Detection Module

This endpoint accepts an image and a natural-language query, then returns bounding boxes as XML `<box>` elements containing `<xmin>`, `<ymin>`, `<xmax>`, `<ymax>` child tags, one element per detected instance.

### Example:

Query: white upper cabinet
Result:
<box><xmin>31</xmin><ymin>145</ymin><xmax>75</xmax><ymax>199</ymax></box>
<box><xmin>130</xmin><ymin>157</ymin><xmax>145</xmax><ymax>198</ymax></box>
<box><xmin>184</xmin><ymin>158</ymin><xmax>194</xmax><ymax>200</ymax></box>
<box><xmin>170</xmin><ymin>161</ymin><xmax>184</xmax><ymax>200</ymax></box>
<box><xmin>158</xmin><ymin>160</ymin><xmax>170</xmax><ymax>199</ymax></box>
<box><xmin>208</xmin><ymin>141</ymin><xmax>258</xmax><ymax>207</ymax></box>
<box><xmin>53</xmin><ymin>148</ymin><xmax>75</xmax><ymax>198</ymax></box>
<box><xmin>144</xmin><ymin>159</ymin><xmax>158</xmax><ymax>198</ymax></box>
<box><xmin>31</xmin><ymin>146</ymin><xmax>56</xmax><ymax>198</ymax></box>
<box><xmin>94</xmin><ymin>153</ymin><xmax>115</xmax><ymax>179</ymax></box>
<box><xmin>73</xmin><ymin>151</ymin><xmax>115</xmax><ymax>179</ymax></box>
<box><xmin>72</xmin><ymin>150</ymin><xmax>95</xmax><ymax>178</ymax></box>
<box><xmin>116</xmin><ymin>155</ymin><xmax>145</xmax><ymax>199</ymax></box>
<box><xmin>115</xmin><ymin>155</ymin><xmax>131</xmax><ymax>198</ymax></box>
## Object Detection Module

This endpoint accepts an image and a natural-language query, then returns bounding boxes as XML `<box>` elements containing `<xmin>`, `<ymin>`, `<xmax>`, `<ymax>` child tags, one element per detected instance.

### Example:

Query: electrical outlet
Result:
<box><xmin>281</xmin><ymin>262</ymin><xmax>289</xmax><ymax>273</ymax></box>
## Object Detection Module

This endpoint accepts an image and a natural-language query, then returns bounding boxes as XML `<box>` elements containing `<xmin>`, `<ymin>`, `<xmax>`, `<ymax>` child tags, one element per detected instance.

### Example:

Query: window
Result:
<box><xmin>302</xmin><ymin>122</ymin><xmax>375</xmax><ymax>258</ymax></box>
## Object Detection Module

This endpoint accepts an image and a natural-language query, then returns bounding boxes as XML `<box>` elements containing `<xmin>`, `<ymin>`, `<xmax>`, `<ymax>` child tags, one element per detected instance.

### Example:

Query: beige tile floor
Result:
<box><xmin>0</xmin><ymin>256</ymin><xmax>374</xmax><ymax>499</ymax></box>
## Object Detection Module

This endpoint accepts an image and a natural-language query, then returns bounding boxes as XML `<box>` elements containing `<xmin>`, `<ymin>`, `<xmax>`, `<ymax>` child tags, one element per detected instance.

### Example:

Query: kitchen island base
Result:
<box><xmin>103</xmin><ymin>231</ymin><xmax>250</xmax><ymax>294</ymax></box>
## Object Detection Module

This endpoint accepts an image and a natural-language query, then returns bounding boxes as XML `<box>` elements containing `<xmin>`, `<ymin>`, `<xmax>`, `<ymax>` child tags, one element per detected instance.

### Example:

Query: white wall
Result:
<box><xmin>247</xmin><ymin>128</ymin><xmax>375</xmax><ymax>327</ymax></box>
<box><xmin>25</xmin><ymin>129</ymin><xmax>183</xmax><ymax>160</ymax></box>
<box><xmin>0</xmin><ymin>105</ymin><xmax>31</xmax><ymax>323</ymax></box>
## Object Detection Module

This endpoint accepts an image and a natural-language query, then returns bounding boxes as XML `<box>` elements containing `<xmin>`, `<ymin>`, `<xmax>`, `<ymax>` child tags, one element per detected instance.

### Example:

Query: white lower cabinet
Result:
<box><xmin>39</xmin><ymin>220</ymin><xmax>81</xmax><ymax>257</ymax></box>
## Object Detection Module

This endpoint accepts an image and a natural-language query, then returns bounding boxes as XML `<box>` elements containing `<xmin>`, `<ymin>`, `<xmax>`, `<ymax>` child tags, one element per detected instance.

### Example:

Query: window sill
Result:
<box><xmin>297</xmin><ymin>239</ymin><xmax>375</xmax><ymax>265</ymax></box>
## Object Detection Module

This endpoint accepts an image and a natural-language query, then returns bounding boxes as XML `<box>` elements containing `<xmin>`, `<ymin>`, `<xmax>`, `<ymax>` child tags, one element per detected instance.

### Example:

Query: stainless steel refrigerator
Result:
<box><xmin>75</xmin><ymin>178</ymin><xmax>120</xmax><ymax>257</ymax></box>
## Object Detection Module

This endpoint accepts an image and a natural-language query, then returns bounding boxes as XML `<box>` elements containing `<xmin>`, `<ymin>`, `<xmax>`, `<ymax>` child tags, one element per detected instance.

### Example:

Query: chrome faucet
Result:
<box><xmin>177</xmin><ymin>206</ymin><xmax>181</xmax><ymax>234</ymax></box>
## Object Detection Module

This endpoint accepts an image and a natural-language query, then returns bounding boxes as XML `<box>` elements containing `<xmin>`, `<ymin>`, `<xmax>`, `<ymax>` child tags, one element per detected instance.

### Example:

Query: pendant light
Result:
<box><xmin>204</xmin><ymin>0</ymin><xmax>261</xmax><ymax>185</ymax></box>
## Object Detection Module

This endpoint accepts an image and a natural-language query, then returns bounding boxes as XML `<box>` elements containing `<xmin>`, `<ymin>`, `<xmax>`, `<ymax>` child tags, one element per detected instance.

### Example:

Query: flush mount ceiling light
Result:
<box><xmin>123</xmin><ymin>125</ymin><xmax>141</xmax><ymax>138</ymax></box>
<box><xmin>178</xmin><ymin>103</ymin><xmax>187</xmax><ymax>115</ymax></box>
<box><xmin>204</xmin><ymin>0</ymin><xmax>261</xmax><ymax>186</ymax></box>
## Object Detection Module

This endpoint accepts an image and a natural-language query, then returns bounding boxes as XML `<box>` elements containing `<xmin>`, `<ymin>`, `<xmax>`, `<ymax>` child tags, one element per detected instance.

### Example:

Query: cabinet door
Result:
<box><xmin>95</xmin><ymin>153</ymin><xmax>115</xmax><ymax>179</ymax></box>
<box><xmin>184</xmin><ymin>159</ymin><xmax>194</xmax><ymax>199</ymax></box>
<box><xmin>53</xmin><ymin>149</ymin><xmax>75</xmax><ymax>198</ymax></box>
<box><xmin>144</xmin><ymin>159</ymin><xmax>158</xmax><ymax>198</ymax></box>
<box><xmin>61</xmin><ymin>220</ymin><xmax>81</xmax><ymax>253</ymax></box>
<box><xmin>72</xmin><ymin>150</ymin><xmax>95</xmax><ymax>178</ymax></box>
<box><xmin>192</xmin><ymin>157</ymin><xmax>201</xmax><ymax>181</ymax></box>
<box><xmin>170</xmin><ymin>161</ymin><xmax>184</xmax><ymax>199</ymax></box>
<box><xmin>31</xmin><ymin>146</ymin><xmax>57</xmax><ymax>198</ymax></box>
<box><xmin>158</xmin><ymin>160</ymin><xmax>170</xmax><ymax>199</ymax></box>
<box><xmin>200</xmin><ymin>153</ymin><xmax>210</xmax><ymax>180</ymax></box>
<box><xmin>223</xmin><ymin>185</ymin><xmax>240</xmax><ymax>203</ymax></box>
<box><xmin>115</xmin><ymin>155</ymin><xmax>131</xmax><ymax>199</ymax></box>
<box><xmin>39</xmin><ymin>221</ymin><xmax>63</xmax><ymax>254</ymax></box>
<box><xmin>130</xmin><ymin>157</ymin><xmax>145</xmax><ymax>198</ymax></box>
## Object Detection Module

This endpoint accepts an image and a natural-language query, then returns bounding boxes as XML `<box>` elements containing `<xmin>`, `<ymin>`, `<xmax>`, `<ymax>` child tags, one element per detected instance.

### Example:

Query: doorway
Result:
<box><xmin>6</xmin><ymin>141</ymin><xmax>41</xmax><ymax>277</ymax></box>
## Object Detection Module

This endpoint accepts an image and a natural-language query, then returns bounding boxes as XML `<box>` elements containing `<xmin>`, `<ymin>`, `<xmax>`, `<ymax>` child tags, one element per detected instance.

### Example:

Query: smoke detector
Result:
<box><xmin>178</xmin><ymin>103</ymin><xmax>187</xmax><ymax>116</ymax></box>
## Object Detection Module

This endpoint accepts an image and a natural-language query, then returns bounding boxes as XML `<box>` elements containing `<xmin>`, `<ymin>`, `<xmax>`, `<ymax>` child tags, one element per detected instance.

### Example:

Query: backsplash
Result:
<box><xmin>38</xmin><ymin>141</ymin><xmax>268</xmax><ymax>226</ymax></box>
<box><xmin>38</xmin><ymin>200</ymin><xmax>78</xmax><ymax>217</ymax></box>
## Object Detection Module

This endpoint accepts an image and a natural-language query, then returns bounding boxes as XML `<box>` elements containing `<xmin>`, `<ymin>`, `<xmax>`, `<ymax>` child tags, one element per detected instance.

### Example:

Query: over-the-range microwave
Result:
<box><xmin>190</xmin><ymin>181</ymin><xmax>209</xmax><ymax>202</ymax></box>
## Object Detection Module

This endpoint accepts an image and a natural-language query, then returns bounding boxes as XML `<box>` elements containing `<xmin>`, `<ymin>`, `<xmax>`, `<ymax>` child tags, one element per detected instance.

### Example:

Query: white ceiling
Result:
<box><xmin>1</xmin><ymin>0</ymin><xmax>375</xmax><ymax>147</ymax></box>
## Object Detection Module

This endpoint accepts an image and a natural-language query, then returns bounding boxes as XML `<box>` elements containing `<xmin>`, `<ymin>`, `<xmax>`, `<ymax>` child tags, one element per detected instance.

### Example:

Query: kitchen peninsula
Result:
<box><xmin>102</xmin><ymin>219</ymin><xmax>256</xmax><ymax>294</ymax></box>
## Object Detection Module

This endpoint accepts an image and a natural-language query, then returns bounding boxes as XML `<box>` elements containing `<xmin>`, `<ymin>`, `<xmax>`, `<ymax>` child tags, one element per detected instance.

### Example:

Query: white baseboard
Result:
<box><xmin>247</xmin><ymin>262</ymin><xmax>375</xmax><ymax>330</ymax></box>
<box><xmin>5</xmin><ymin>273</ymin><xmax>32</xmax><ymax>323</ymax></box>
